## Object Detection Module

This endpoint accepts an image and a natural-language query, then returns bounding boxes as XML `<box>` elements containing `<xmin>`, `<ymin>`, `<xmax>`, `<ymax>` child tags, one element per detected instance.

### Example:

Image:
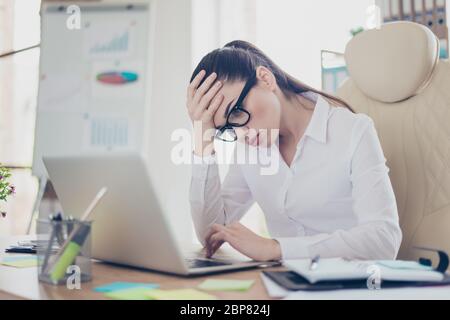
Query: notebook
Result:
<box><xmin>283</xmin><ymin>258</ymin><xmax>445</xmax><ymax>284</ymax></box>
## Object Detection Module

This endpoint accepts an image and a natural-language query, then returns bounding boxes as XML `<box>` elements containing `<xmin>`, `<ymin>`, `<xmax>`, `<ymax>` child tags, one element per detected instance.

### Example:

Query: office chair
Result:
<box><xmin>337</xmin><ymin>21</ymin><xmax>450</xmax><ymax>268</ymax></box>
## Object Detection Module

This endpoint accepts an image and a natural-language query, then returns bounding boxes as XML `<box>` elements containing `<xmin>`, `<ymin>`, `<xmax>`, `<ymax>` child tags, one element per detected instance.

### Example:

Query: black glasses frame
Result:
<box><xmin>215</xmin><ymin>74</ymin><xmax>257</xmax><ymax>142</ymax></box>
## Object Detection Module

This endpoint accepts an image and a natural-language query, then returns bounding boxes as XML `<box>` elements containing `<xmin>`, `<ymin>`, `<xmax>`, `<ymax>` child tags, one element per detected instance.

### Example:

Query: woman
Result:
<box><xmin>186</xmin><ymin>40</ymin><xmax>402</xmax><ymax>262</ymax></box>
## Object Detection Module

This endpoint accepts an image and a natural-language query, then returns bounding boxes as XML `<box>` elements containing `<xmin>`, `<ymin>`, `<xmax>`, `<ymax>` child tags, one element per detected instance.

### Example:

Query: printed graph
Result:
<box><xmin>84</xmin><ymin>22</ymin><xmax>135</xmax><ymax>59</ymax></box>
<box><xmin>89</xmin><ymin>30</ymin><xmax>130</xmax><ymax>55</ymax></box>
<box><xmin>89</xmin><ymin>117</ymin><xmax>129</xmax><ymax>148</ymax></box>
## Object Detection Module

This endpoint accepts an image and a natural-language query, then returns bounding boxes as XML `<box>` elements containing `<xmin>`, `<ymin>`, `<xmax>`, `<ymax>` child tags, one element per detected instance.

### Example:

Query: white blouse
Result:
<box><xmin>189</xmin><ymin>93</ymin><xmax>402</xmax><ymax>260</ymax></box>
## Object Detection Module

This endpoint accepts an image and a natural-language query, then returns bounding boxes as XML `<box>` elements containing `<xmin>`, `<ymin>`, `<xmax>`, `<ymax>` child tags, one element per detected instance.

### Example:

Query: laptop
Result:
<box><xmin>42</xmin><ymin>153</ymin><xmax>279</xmax><ymax>276</ymax></box>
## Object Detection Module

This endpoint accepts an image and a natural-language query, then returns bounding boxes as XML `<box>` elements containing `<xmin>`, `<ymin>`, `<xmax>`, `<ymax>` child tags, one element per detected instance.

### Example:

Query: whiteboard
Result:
<box><xmin>33</xmin><ymin>1</ymin><xmax>154</xmax><ymax>177</ymax></box>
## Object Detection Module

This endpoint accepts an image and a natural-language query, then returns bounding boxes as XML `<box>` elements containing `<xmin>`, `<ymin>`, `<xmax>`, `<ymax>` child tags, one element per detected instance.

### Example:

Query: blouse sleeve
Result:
<box><xmin>189</xmin><ymin>149</ymin><xmax>255</xmax><ymax>245</ymax></box>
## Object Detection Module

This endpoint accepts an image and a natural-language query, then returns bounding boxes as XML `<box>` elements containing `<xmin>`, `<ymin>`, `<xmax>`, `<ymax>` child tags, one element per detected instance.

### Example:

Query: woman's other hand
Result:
<box><xmin>205</xmin><ymin>222</ymin><xmax>282</xmax><ymax>261</ymax></box>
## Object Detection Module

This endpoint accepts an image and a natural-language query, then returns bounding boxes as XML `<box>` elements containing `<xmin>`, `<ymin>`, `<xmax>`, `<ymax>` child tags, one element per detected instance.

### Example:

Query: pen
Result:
<box><xmin>309</xmin><ymin>255</ymin><xmax>320</xmax><ymax>271</ymax></box>
<box><xmin>41</xmin><ymin>212</ymin><xmax>63</xmax><ymax>273</ymax></box>
<box><xmin>53</xmin><ymin>213</ymin><xmax>64</xmax><ymax>246</ymax></box>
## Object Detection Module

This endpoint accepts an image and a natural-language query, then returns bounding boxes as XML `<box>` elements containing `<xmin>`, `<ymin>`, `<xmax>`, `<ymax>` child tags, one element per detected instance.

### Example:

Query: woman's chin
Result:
<box><xmin>254</xmin><ymin>135</ymin><xmax>272</xmax><ymax>149</ymax></box>
<box><xmin>239</xmin><ymin>131</ymin><xmax>278</xmax><ymax>148</ymax></box>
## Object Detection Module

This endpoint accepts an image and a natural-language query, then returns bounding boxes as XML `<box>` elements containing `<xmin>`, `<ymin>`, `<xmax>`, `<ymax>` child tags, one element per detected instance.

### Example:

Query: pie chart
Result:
<box><xmin>96</xmin><ymin>71</ymin><xmax>138</xmax><ymax>85</ymax></box>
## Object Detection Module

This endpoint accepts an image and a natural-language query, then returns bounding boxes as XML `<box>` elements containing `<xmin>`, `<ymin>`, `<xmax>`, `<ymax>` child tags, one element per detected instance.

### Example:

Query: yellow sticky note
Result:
<box><xmin>1</xmin><ymin>258</ymin><xmax>38</xmax><ymax>268</ymax></box>
<box><xmin>105</xmin><ymin>287</ymin><xmax>153</xmax><ymax>300</ymax></box>
<box><xmin>198</xmin><ymin>279</ymin><xmax>254</xmax><ymax>292</ymax></box>
<box><xmin>145</xmin><ymin>288</ymin><xmax>216</xmax><ymax>300</ymax></box>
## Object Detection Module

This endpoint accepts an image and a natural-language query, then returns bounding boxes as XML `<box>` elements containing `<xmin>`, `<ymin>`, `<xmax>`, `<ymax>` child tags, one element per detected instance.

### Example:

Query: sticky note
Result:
<box><xmin>104</xmin><ymin>287</ymin><xmax>154</xmax><ymax>300</ymax></box>
<box><xmin>145</xmin><ymin>288</ymin><xmax>216</xmax><ymax>300</ymax></box>
<box><xmin>2</xmin><ymin>256</ymin><xmax>32</xmax><ymax>261</ymax></box>
<box><xmin>198</xmin><ymin>279</ymin><xmax>254</xmax><ymax>292</ymax></box>
<box><xmin>94</xmin><ymin>281</ymin><xmax>159</xmax><ymax>293</ymax></box>
<box><xmin>1</xmin><ymin>256</ymin><xmax>38</xmax><ymax>268</ymax></box>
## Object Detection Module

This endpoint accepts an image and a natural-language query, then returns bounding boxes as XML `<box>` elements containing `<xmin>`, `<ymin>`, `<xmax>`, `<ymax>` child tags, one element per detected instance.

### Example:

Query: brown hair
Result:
<box><xmin>190</xmin><ymin>40</ymin><xmax>354</xmax><ymax>113</ymax></box>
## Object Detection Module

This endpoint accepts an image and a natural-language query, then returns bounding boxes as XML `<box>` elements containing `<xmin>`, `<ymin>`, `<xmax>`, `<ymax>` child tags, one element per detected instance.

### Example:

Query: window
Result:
<box><xmin>0</xmin><ymin>0</ymin><xmax>41</xmax><ymax>235</ymax></box>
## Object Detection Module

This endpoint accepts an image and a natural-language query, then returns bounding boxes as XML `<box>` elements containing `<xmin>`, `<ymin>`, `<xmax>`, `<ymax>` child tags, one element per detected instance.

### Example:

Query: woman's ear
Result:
<box><xmin>256</xmin><ymin>66</ymin><xmax>276</xmax><ymax>91</ymax></box>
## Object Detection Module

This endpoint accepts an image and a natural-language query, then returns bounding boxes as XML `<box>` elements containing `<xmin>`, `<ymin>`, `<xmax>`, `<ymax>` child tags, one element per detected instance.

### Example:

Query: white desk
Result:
<box><xmin>2</xmin><ymin>235</ymin><xmax>450</xmax><ymax>300</ymax></box>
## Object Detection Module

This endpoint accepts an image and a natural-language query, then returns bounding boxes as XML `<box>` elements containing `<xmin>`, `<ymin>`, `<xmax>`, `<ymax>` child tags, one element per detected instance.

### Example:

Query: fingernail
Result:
<box><xmin>216</xmin><ymin>81</ymin><xmax>221</xmax><ymax>86</ymax></box>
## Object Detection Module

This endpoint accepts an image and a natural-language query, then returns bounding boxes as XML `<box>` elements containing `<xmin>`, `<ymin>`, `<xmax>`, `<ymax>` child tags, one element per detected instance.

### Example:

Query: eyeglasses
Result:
<box><xmin>215</xmin><ymin>74</ymin><xmax>257</xmax><ymax>142</ymax></box>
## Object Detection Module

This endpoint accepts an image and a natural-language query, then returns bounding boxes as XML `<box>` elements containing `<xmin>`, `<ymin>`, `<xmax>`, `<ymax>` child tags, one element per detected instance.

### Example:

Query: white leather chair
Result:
<box><xmin>337</xmin><ymin>21</ymin><xmax>450</xmax><ymax>267</ymax></box>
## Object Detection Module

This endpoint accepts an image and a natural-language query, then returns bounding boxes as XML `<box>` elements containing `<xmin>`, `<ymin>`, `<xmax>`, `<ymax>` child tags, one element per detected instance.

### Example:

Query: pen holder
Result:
<box><xmin>37</xmin><ymin>218</ymin><xmax>92</xmax><ymax>285</ymax></box>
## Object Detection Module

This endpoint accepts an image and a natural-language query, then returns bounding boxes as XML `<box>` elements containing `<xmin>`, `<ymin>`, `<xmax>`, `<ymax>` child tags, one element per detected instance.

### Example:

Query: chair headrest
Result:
<box><xmin>344</xmin><ymin>21</ymin><xmax>440</xmax><ymax>103</ymax></box>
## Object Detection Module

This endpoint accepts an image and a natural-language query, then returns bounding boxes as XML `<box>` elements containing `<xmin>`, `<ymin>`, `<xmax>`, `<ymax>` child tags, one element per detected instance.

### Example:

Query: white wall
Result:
<box><xmin>447</xmin><ymin>0</ymin><xmax>450</xmax><ymax>29</ymax></box>
<box><xmin>254</xmin><ymin>0</ymin><xmax>375</xmax><ymax>89</ymax></box>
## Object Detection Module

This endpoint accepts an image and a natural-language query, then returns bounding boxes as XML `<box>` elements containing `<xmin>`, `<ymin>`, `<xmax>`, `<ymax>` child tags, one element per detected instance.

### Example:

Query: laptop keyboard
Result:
<box><xmin>186</xmin><ymin>259</ymin><xmax>232</xmax><ymax>269</ymax></box>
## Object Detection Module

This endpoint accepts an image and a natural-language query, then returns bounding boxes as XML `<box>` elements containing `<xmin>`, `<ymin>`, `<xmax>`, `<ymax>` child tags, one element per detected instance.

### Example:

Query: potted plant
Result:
<box><xmin>0</xmin><ymin>164</ymin><xmax>15</xmax><ymax>218</ymax></box>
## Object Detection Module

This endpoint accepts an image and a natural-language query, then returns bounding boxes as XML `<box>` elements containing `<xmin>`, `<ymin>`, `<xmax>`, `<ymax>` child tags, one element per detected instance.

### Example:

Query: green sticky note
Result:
<box><xmin>145</xmin><ymin>288</ymin><xmax>216</xmax><ymax>300</ymax></box>
<box><xmin>94</xmin><ymin>282</ymin><xmax>158</xmax><ymax>293</ymax></box>
<box><xmin>105</xmin><ymin>287</ymin><xmax>154</xmax><ymax>300</ymax></box>
<box><xmin>197</xmin><ymin>279</ymin><xmax>254</xmax><ymax>292</ymax></box>
<box><xmin>1</xmin><ymin>257</ymin><xmax>38</xmax><ymax>268</ymax></box>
